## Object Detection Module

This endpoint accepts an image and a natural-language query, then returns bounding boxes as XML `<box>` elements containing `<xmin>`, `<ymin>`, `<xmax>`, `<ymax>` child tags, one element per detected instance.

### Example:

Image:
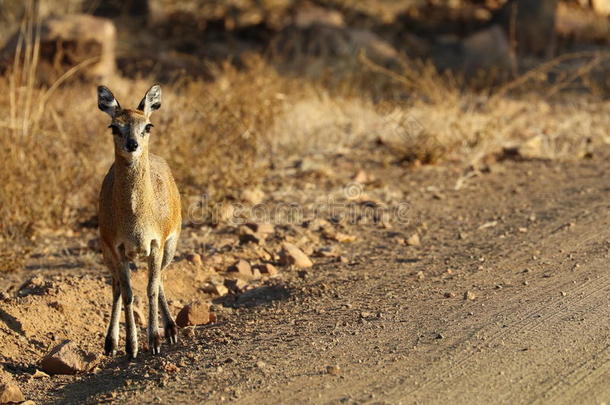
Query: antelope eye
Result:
<box><xmin>108</xmin><ymin>124</ymin><xmax>121</xmax><ymax>136</ymax></box>
<box><xmin>144</xmin><ymin>124</ymin><xmax>154</xmax><ymax>133</ymax></box>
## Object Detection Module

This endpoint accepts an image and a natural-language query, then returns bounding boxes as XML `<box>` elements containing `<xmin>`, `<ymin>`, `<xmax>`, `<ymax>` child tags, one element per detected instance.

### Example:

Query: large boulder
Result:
<box><xmin>271</xmin><ymin>25</ymin><xmax>403</xmax><ymax>71</ymax></box>
<box><xmin>461</xmin><ymin>25</ymin><xmax>516</xmax><ymax>75</ymax></box>
<box><xmin>0</xmin><ymin>14</ymin><xmax>116</xmax><ymax>84</ymax></box>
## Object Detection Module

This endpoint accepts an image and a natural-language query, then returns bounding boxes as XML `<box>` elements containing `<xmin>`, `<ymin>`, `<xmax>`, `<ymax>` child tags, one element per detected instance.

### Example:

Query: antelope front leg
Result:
<box><xmin>148</xmin><ymin>241</ymin><xmax>163</xmax><ymax>355</ymax></box>
<box><xmin>104</xmin><ymin>276</ymin><xmax>122</xmax><ymax>356</ymax></box>
<box><xmin>118</xmin><ymin>259</ymin><xmax>138</xmax><ymax>360</ymax></box>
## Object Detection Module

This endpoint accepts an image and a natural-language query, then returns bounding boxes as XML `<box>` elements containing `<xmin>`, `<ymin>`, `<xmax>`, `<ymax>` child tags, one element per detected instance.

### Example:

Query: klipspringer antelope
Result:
<box><xmin>97</xmin><ymin>84</ymin><xmax>181</xmax><ymax>359</ymax></box>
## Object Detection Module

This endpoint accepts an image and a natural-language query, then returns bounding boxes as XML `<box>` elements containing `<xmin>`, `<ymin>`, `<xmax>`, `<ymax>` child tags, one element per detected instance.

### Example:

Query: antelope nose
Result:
<box><xmin>126</xmin><ymin>139</ymin><xmax>138</xmax><ymax>152</ymax></box>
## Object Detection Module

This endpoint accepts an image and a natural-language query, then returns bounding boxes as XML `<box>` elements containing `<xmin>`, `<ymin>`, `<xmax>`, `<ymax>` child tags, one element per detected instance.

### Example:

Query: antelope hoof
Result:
<box><xmin>104</xmin><ymin>336</ymin><xmax>117</xmax><ymax>356</ymax></box>
<box><xmin>149</xmin><ymin>331</ymin><xmax>162</xmax><ymax>355</ymax></box>
<box><xmin>126</xmin><ymin>341</ymin><xmax>138</xmax><ymax>360</ymax></box>
<box><xmin>165</xmin><ymin>323</ymin><xmax>178</xmax><ymax>345</ymax></box>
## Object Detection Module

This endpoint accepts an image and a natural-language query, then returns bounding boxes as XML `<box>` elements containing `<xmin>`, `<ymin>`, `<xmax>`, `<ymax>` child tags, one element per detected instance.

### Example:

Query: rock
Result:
<box><xmin>257</xmin><ymin>263</ymin><xmax>278</xmax><ymax>277</ymax></box>
<box><xmin>239</xmin><ymin>227</ymin><xmax>265</xmax><ymax>245</ymax></box>
<box><xmin>203</xmin><ymin>282</ymin><xmax>229</xmax><ymax>296</ymax></box>
<box><xmin>186</xmin><ymin>253</ymin><xmax>203</xmax><ymax>266</ymax></box>
<box><xmin>228</xmin><ymin>259</ymin><xmax>256</xmax><ymax>279</ymax></box>
<box><xmin>314</xmin><ymin>246</ymin><xmax>340</xmax><ymax>258</ymax></box>
<box><xmin>245</xmin><ymin>223</ymin><xmax>275</xmax><ymax>235</ymax></box>
<box><xmin>461</xmin><ymin>25</ymin><xmax>516</xmax><ymax>75</ymax></box>
<box><xmin>225</xmin><ymin>278</ymin><xmax>248</xmax><ymax>292</ymax></box>
<box><xmin>272</xmin><ymin>25</ymin><xmax>402</xmax><ymax>70</ymax></box>
<box><xmin>326</xmin><ymin>365</ymin><xmax>341</xmax><ymax>376</ymax></box>
<box><xmin>241</xmin><ymin>188</ymin><xmax>265</xmax><ymax>205</ymax></box>
<box><xmin>176</xmin><ymin>301</ymin><xmax>212</xmax><ymax>327</ymax></box>
<box><xmin>0</xmin><ymin>14</ymin><xmax>116</xmax><ymax>84</ymax></box>
<box><xmin>334</xmin><ymin>232</ymin><xmax>357</xmax><ymax>243</ymax></box>
<box><xmin>323</xmin><ymin>229</ymin><xmax>356</xmax><ymax>243</ymax></box>
<box><xmin>353</xmin><ymin>170</ymin><xmax>369</xmax><ymax>184</ymax></box>
<box><xmin>406</xmin><ymin>234</ymin><xmax>421</xmax><ymax>247</ymax></box>
<box><xmin>30</xmin><ymin>369</ymin><xmax>49</xmax><ymax>379</ymax></box>
<box><xmin>164</xmin><ymin>363</ymin><xmax>179</xmax><ymax>373</ymax></box>
<box><xmin>279</xmin><ymin>243</ymin><xmax>313</xmax><ymax>268</ymax></box>
<box><xmin>0</xmin><ymin>383</ymin><xmax>24</xmax><ymax>404</ymax></box>
<box><xmin>40</xmin><ymin>340</ymin><xmax>100</xmax><ymax>375</ymax></box>
<box><xmin>464</xmin><ymin>291</ymin><xmax>477</xmax><ymax>301</ymax></box>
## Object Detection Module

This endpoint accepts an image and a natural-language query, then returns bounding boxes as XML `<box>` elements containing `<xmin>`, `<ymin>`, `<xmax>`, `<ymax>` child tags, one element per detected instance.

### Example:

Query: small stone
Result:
<box><xmin>225</xmin><ymin>278</ymin><xmax>248</xmax><ymax>292</ymax></box>
<box><xmin>242</xmin><ymin>187</ymin><xmax>265</xmax><ymax>205</ymax></box>
<box><xmin>238</xmin><ymin>226</ymin><xmax>265</xmax><ymax>245</ymax></box>
<box><xmin>464</xmin><ymin>291</ymin><xmax>477</xmax><ymax>301</ymax></box>
<box><xmin>334</xmin><ymin>232</ymin><xmax>357</xmax><ymax>243</ymax></box>
<box><xmin>0</xmin><ymin>383</ymin><xmax>24</xmax><ymax>404</ymax></box>
<box><xmin>279</xmin><ymin>243</ymin><xmax>313</xmax><ymax>268</ymax></box>
<box><xmin>353</xmin><ymin>170</ymin><xmax>369</xmax><ymax>184</ymax></box>
<box><xmin>40</xmin><ymin>340</ymin><xmax>100</xmax><ymax>375</ymax></box>
<box><xmin>314</xmin><ymin>246</ymin><xmax>340</xmax><ymax>258</ymax></box>
<box><xmin>31</xmin><ymin>369</ymin><xmax>50</xmax><ymax>379</ymax></box>
<box><xmin>258</xmin><ymin>263</ymin><xmax>278</xmax><ymax>277</ymax></box>
<box><xmin>203</xmin><ymin>282</ymin><xmax>229</xmax><ymax>296</ymax></box>
<box><xmin>416</xmin><ymin>271</ymin><xmax>425</xmax><ymax>280</ymax></box>
<box><xmin>326</xmin><ymin>365</ymin><xmax>341</xmax><ymax>376</ymax></box>
<box><xmin>444</xmin><ymin>292</ymin><xmax>456</xmax><ymax>298</ymax></box>
<box><xmin>228</xmin><ymin>259</ymin><xmax>254</xmax><ymax>279</ymax></box>
<box><xmin>176</xmin><ymin>301</ymin><xmax>212</xmax><ymax>327</ymax></box>
<box><xmin>245</xmin><ymin>223</ymin><xmax>274</xmax><ymax>235</ymax></box>
<box><xmin>185</xmin><ymin>253</ymin><xmax>203</xmax><ymax>266</ymax></box>
<box><xmin>255</xmin><ymin>361</ymin><xmax>267</xmax><ymax>369</ymax></box>
<box><xmin>406</xmin><ymin>234</ymin><xmax>421</xmax><ymax>247</ymax></box>
<box><xmin>164</xmin><ymin>363</ymin><xmax>179</xmax><ymax>373</ymax></box>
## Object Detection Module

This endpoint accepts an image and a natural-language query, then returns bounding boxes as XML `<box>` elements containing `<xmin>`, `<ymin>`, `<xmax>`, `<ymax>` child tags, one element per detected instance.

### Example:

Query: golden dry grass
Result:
<box><xmin>0</xmin><ymin>2</ymin><xmax>609</xmax><ymax>249</ymax></box>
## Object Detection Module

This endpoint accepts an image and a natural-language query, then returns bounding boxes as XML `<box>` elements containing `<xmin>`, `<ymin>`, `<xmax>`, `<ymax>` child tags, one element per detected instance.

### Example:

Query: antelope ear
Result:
<box><xmin>97</xmin><ymin>85</ymin><xmax>120</xmax><ymax>117</ymax></box>
<box><xmin>137</xmin><ymin>84</ymin><xmax>162</xmax><ymax>117</ymax></box>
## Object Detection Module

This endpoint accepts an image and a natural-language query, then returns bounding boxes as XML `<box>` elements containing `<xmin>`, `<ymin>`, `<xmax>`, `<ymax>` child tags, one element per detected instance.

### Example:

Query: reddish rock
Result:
<box><xmin>186</xmin><ymin>253</ymin><xmax>203</xmax><ymax>266</ymax></box>
<box><xmin>176</xmin><ymin>301</ymin><xmax>212</xmax><ymax>327</ymax></box>
<box><xmin>258</xmin><ymin>263</ymin><xmax>278</xmax><ymax>277</ymax></box>
<box><xmin>279</xmin><ymin>243</ymin><xmax>313</xmax><ymax>268</ymax></box>
<box><xmin>228</xmin><ymin>259</ymin><xmax>253</xmax><ymax>278</ymax></box>
<box><xmin>40</xmin><ymin>340</ymin><xmax>100</xmax><ymax>375</ymax></box>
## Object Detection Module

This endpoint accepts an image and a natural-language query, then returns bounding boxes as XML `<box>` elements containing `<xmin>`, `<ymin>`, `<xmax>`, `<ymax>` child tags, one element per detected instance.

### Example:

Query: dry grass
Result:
<box><xmin>1</xmin><ymin>2</ymin><xmax>609</xmax><ymax>248</ymax></box>
<box><xmin>0</xmin><ymin>56</ymin><xmax>291</xmax><ymax>243</ymax></box>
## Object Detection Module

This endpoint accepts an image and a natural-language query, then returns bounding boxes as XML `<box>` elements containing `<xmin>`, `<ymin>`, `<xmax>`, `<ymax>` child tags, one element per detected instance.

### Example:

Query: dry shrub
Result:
<box><xmin>0</xmin><ymin>54</ymin><xmax>290</xmax><ymax>241</ymax></box>
<box><xmin>154</xmin><ymin>57</ymin><xmax>287</xmax><ymax>215</ymax></box>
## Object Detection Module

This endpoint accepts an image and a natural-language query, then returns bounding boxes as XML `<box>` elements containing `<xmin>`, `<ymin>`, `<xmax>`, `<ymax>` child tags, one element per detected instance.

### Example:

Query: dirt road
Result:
<box><xmin>3</xmin><ymin>146</ymin><xmax>610</xmax><ymax>404</ymax></box>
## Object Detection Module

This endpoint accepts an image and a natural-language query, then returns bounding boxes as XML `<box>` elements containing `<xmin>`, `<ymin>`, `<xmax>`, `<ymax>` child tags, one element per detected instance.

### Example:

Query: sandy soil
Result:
<box><xmin>2</xmin><ymin>145</ymin><xmax>610</xmax><ymax>404</ymax></box>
